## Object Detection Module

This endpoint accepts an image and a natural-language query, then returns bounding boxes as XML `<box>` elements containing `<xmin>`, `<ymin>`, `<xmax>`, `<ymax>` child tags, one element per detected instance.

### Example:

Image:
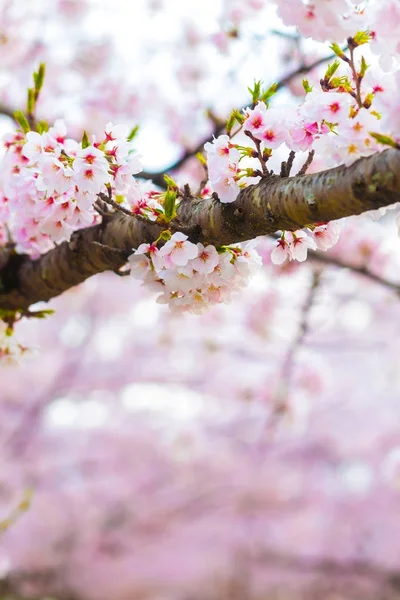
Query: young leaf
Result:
<box><xmin>127</xmin><ymin>125</ymin><xmax>139</xmax><ymax>142</ymax></box>
<box><xmin>302</xmin><ymin>79</ymin><xmax>313</xmax><ymax>93</ymax></box>
<box><xmin>14</xmin><ymin>110</ymin><xmax>30</xmax><ymax>134</ymax></box>
<box><xmin>34</xmin><ymin>62</ymin><xmax>46</xmax><ymax>92</ymax></box>
<box><xmin>260</xmin><ymin>82</ymin><xmax>278</xmax><ymax>105</ymax></box>
<box><xmin>324</xmin><ymin>59</ymin><xmax>340</xmax><ymax>81</ymax></box>
<box><xmin>163</xmin><ymin>190</ymin><xmax>177</xmax><ymax>220</ymax></box>
<box><xmin>360</xmin><ymin>55</ymin><xmax>369</xmax><ymax>78</ymax></box>
<box><xmin>329</xmin><ymin>43</ymin><xmax>348</xmax><ymax>61</ymax></box>
<box><xmin>81</xmin><ymin>130</ymin><xmax>90</xmax><ymax>149</ymax></box>
<box><xmin>248</xmin><ymin>79</ymin><xmax>262</xmax><ymax>104</ymax></box>
<box><xmin>196</xmin><ymin>152</ymin><xmax>207</xmax><ymax>166</ymax></box>
<box><xmin>369</xmin><ymin>132</ymin><xmax>399</xmax><ymax>149</ymax></box>
<box><xmin>36</xmin><ymin>120</ymin><xmax>49</xmax><ymax>134</ymax></box>
<box><xmin>226</xmin><ymin>108</ymin><xmax>244</xmax><ymax>135</ymax></box>
<box><xmin>352</xmin><ymin>31</ymin><xmax>371</xmax><ymax>47</ymax></box>
<box><xmin>27</xmin><ymin>88</ymin><xmax>35</xmax><ymax>114</ymax></box>
<box><xmin>163</xmin><ymin>174</ymin><xmax>178</xmax><ymax>191</ymax></box>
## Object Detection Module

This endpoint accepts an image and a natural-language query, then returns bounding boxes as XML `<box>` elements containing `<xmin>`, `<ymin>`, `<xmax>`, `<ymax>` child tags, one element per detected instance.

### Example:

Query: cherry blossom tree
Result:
<box><xmin>1</xmin><ymin>1</ymin><xmax>400</xmax><ymax>599</ymax></box>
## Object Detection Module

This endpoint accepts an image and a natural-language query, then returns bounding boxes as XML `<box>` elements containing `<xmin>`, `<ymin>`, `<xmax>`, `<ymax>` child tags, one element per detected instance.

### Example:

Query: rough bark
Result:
<box><xmin>1</xmin><ymin>148</ymin><xmax>400</xmax><ymax>311</ymax></box>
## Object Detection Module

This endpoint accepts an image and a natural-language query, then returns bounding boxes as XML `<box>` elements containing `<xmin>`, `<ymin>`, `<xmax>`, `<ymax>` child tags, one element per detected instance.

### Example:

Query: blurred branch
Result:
<box><xmin>1</xmin><ymin>550</ymin><xmax>399</xmax><ymax>600</ymax></box>
<box><xmin>0</xmin><ymin>101</ymin><xmax>15</xmax><ymax>121</ymax></box>
<box><xmin>255</xmin><ymin>549</ymin><xmax>400</xmax><ymax>592</ymax></box>
<box><xmin>268</xmin><ymin>268</ymin><xmax>320</xmax><ymax>427</ymax></box>
<box><xmin>310</xmin><ymin>249</ymin><xmax>400</xmax><ymax>295</ymax></box>
<box><xmin>283</xmin><ymin>268</ymin><xmax>320</xmax><ymax>382</ymax></box>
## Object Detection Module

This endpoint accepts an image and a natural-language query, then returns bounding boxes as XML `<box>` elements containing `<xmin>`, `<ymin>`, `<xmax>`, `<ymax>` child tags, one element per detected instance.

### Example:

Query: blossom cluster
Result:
<box><xmin>206</xmin><ymin>88</ymin><xmax>382</xmax><ymax>207</ymax></box>
<box><xmin>202</xmin><ymin>22</ymin><xmax>400</xmax><ymax>263</ymax></box>
<box><xmin>275</xmin><ymin>0</ymin><xmax>366</xmax><ymax>43</ymax></box>
<box><xmin>204</xmin><ymin>135</ymin><xmax>241</xmax><ymax>204</ymax></box>
<box><xmin>271</xmin><ymin>222</ymin><xmax>341</xmax><ymax>265</ymax></box>
<box><xmin>0</xmin><ymin>121</ymin><xmax>143</xmax><ymax>255</ymax></box>
<box><xmin>128</xmin><ymin>232</ymin><xmax>262</xmax><ymax>314</ymax></box>
<box><xmin>275</xmin><ymin>1</ymin><xmax>400</xmax><ymax>71</ymax></box>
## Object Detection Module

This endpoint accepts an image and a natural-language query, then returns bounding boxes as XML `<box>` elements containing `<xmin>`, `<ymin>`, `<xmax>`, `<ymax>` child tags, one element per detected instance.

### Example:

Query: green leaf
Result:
<box><xmin>329</xmin><ymin>43</ymin><xmax>347</xmax><ymax>61</ymax></box>
<box><xmin>260</xmin><ymin>82</ymin><xmax>278</xmax><ymax>105</ymax></box>
<box><xmin>33</xmin><ymin>62</ymin><xmax>46</xmax><ymax>92</ymax></box>
<box><xmin>324</xmin><ymin>59</ymin><xmax>340</xmax><ymax>81</ymax></box>
<box><xmin>330</xmin><ymin>76</ymin><xmax>352</xmax><ymax>91</ymax></box>
<box><xmin>27</xmin><ymin>88</ymin><xmax>35</xmax><ymax>114</ymax></box>
<box><xmin>127</xmin><ymin>125</ymin><xmax>139</xmax><ymax>142</ymax></box>
<box><xmin>81</xmin><ymin>130</ymin><xmax>90</xmax><ymax>149</ymax></box>
<box><xmin>302</xmin><ymin>78</ymin><xmax>313</xmax><ymax>94</ymax></box>
<box><xmin>226</xmin><ymin>108</ymin><xmax>244</xmax><ymax>135</ymax></box>
<box><xmin>324</xmin><ymin>121</ymin><xmax>338</xmax><ymax>134</ymax></box>
<box><xmin>163</xmin><ymin>174</ymin><xmax>178</xmax><ymax>191</ymax></box>
<box><xmin>226</xmin><ymin>113</ymin><xmax>236</xmax><ymax>135</ymax></box>
<box><xmin>36</xmin><ymin>120</ymin><xmax>49</xmax><ymax>134</ymax></box>
<box><xmin>369</xmin><ymin>132</ymin><xmax>399</xmax><ymax>149</ymax></box>
<box><xmin>352</xmin><ymin>31</ymin><xmax>371</xmax><ymax>47</ymax></box>
<box><xmin>196</xmin><ymin>152</ymin><xmax>207</xmax><ymax>166</ymax></box>
<box><xmin>163</xmin><ymin>189</ymin><xmax>177</xmax><ymax>220</ymax></box>
<box><xmin>14</xmin><ymin>110</ymin><xmax>30</xmax><ymax>134</ymax></box>
<box><xmin>360</xmin><ymin>55</ymin><xmax>369</xmax><ymax>78</ymax></box>
<box><xmin>248</xmin><ymin>79</ymin><xmax>262</xmax><ymax>104</ymax></box>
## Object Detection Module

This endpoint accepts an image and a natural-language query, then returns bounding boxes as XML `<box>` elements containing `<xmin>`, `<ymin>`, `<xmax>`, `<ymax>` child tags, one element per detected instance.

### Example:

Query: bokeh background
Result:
<box><xmin>1</xmin><ymin>1</ymin><xmax>400</xmax><ymax>598</ymax></box>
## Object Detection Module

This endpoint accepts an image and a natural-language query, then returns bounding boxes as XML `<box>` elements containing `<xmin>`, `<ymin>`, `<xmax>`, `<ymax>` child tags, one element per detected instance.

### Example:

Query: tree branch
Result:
<box><xmin>1</xmin><ymin>148</ymin><xmax>399</xmax><ymax>310</ymax></box>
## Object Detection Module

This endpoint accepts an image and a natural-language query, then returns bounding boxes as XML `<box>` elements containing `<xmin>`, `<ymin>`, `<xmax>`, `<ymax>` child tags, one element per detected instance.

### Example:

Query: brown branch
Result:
<box><xmin>1</xmin><ymin>148</ymin><xmax>400</xmax><ymax>311</ymax></box>
<box><xmin>297</xmin><ymin>149</ymin><xmax>315</xmax><ymax>176</ymax></box>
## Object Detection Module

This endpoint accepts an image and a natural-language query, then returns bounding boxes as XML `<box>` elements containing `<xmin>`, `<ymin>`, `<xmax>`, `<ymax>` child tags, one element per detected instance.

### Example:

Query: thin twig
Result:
<box><xmin>244</xmin><ymin>130</ymin><xmax>270</xmax><ymax>176</ymax></box>
<box><xmin>297</xmin><ymin>150</ymin><xmax>315</xmax><ymax>176</ymax></box>
<box><xmin>347</xmin><ymin>37</ymin><xmax>363</xmax><ymax>108</ymax></box>
<box><xmin>98</xmin><ymin>192</ymin><xmax>134</xmax><ymax>217</ymax></box>
<box><xmin>281</xmin><ymin>150</ymin><xmax>296</xmax><ymax>177</ymax></box>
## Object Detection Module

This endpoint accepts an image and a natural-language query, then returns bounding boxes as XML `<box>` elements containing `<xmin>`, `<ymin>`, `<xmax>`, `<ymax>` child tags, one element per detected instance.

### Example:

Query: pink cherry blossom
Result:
<box><xmin>311</xmin><ymin>222</ymin><xmax>341</xmax><ymax>251</ymax></box>
<box><xmin>271</xmin><ymin>236</ymin><xmax>291</xmax><ymax>265</ymax></box>
<box><xmin>192</xmin><ymin>243</ymin><xmax>220</xmax><ymax>274</ymax></box>
<box><xmin>244</xmin><ymin>102</ymin><xmax>268</xmax><ymax>135</ymax></box>
<box><xmin>288</xmin><ymin>230</ymin><xmax>317</xmax><ymax>262</ymax></box>
<box><xmin>128</xmin><ymin>252</ymin><xmax>152</xmax><ymax>279</ymax></box>
<box><xmin>248</xmin><ymin>106</ymin><xmax>291</xmax><ymax>149</ymax></box>
<box><xmin>159</xmin><ymin>232</ymin><xmax>199</xmax><ymax>267</ymax></box>
<box><xmin>211</xmin><ymin>174</ymin><xmax>240</xmax><ymax>204</ymax></box>
<box><xmin>22</xmin><ymin>131</ymin><xmax>61</xmax><ymax>162</ymax></box>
